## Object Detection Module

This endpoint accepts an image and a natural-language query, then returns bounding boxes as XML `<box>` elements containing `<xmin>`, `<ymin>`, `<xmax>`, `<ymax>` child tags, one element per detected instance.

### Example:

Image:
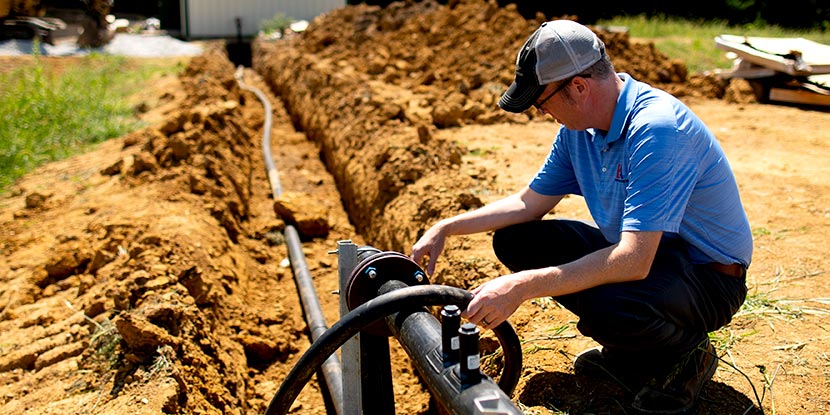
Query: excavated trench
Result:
<box><xmin>249</xmin><ymin>0</ymin><xmax>727</xmax><ymax>283</ymax></box>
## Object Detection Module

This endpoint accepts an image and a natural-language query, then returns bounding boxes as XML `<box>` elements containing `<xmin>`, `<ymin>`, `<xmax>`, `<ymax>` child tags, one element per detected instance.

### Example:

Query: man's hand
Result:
<box><xmin>462</xmin><ymin>274</ymin><xmax>525</xmax><ymax>330</ymax></box>
<box><xmin>411</xmin><ymin>188</ymin><xmax>562</xmax><ymax>276</ymax></box>
<box><xmin>411</xmin><ymin>223</ymin><xmax>447</xmax><ymax>275</ymax></box>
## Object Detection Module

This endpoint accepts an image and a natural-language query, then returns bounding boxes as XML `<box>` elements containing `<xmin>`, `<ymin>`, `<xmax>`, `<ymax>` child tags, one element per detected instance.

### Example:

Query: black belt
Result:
<box><xmin>705</xmin><ymin>262</ymin><xmax>746</xmax><ymax>278</ymax></box>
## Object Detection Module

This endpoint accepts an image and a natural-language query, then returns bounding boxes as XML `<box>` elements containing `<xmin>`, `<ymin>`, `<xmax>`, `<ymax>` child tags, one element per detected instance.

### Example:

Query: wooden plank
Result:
<box><xmin>716</xmin><ymin>66</ymin><xmax>777</xmax><ymax>80</ymax></box>
<box><xmin>769</xmin><ymin>87</ymin><xmax>830</xmax><ymax>106</ymax></box>
<box><xmin>715</xmin><ymin>35</ymin><xmax>830</xmax><ymax>75</ymax></box>
<box><xmin>810</xmin><ymin>74</ymin><xmax>830</xmax><ymax>88</ymax></box>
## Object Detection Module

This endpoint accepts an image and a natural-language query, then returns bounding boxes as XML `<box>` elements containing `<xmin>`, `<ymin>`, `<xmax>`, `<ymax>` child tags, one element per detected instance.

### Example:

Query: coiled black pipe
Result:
<box><xmin>265</xmin><ymin>284</ymin><xmax>523</xmax><ymax>415</ymax></box>
<box><xmin>235</xmin><ymin>68</ymin><xmax>344</xmax><ymax>414</ymax></box>
<box><xmin>490</xmin><ymin>310</ymin><xmax>523</xmax><ymax>394</ymax></box>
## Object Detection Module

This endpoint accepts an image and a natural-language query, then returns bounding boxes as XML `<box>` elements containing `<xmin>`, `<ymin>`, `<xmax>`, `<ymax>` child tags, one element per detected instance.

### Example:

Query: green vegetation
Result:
<box><xmin>752</xmin><ymin>227</ymin><xmax>771</xmax><ymax>237</ymax></box>
<box><xmin>147</xmin><ymin>345</ymin><xmax>174</xmax><ymax>380</ymax></box>
<box><xmin>64</xmin><ymin>300</ymin><xmax>123</xmax><ymax>369</ymax></box>
<box><xmin>260</xmin><ymin>13</ymin><xmax>294</xmax><ymax>37</ymax></box>
<box><xmin>0</xmin><ymin>51</ymin><xmax>180</xmax><ymax>192</ymax></box>
<box><xmin>90</xmin><ymin>317</ymin><xmax>122</xmax><ymax>369</ymax></box>
<box><xmin>596</xmin><ymin>15</ymin><xmax>830</xmax><ymax>73</ymax></box>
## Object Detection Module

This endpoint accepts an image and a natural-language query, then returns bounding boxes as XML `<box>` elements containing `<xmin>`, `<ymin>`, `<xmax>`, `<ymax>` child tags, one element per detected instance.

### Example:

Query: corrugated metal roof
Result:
<box><xmin>181</xmin><ymin>0</ymin><xmax>345</xmax><ymax>39</ymax></box>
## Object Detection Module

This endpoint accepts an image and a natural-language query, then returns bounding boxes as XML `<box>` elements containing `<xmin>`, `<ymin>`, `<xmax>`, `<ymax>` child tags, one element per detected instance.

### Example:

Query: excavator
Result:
<box><xmin>0</xmin><ymin>0</ymin><xmax>113</xmax><ymax>47</ymax></box>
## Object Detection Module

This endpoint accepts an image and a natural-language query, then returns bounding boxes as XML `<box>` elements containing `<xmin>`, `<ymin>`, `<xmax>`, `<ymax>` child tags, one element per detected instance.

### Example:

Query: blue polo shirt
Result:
<box><xmin>529</xmin><ymin>73</ymin><xmax>752</xmax><ymax>267</ymax></box>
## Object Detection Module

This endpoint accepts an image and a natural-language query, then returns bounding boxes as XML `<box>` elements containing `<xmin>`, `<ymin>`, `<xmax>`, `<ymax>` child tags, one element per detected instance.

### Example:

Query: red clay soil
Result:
<box><xmin>2</xmin><ymin>1</ymin><xmax>829</xmax><ymax>414</ymax></box>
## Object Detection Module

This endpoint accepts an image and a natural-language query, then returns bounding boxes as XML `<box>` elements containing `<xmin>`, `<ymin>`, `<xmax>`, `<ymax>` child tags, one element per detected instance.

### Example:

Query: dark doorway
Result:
<box><xmin>226</xmin><ymin>40</ymin><xmax>252</xmax><ymax>67</ymax></box>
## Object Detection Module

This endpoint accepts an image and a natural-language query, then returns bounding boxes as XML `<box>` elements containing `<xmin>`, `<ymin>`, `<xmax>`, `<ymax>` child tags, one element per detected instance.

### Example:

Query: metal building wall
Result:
<box><xmin>180</xmin><ymin>0</ymin><xmax>345</xmax><ymax>39</ymax></box>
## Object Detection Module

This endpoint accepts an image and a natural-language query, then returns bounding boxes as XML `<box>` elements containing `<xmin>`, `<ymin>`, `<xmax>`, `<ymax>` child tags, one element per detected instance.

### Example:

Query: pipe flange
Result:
<box><xmin>346</xmin><ymin>251</ymin><xmax>430</xmax><ymax>336</ymax></box>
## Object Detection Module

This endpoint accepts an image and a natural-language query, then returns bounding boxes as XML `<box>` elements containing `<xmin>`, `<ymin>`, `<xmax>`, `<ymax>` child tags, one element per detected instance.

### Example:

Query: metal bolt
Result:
<box><xmin>367</xmin><ymin>267</ymin><xmax>377</xmax><ymax>279</ymax></box>
<box><xmin>414</xmin><ymin>271</ymin><xmax>425</xmax><ymax>283</ymax></box>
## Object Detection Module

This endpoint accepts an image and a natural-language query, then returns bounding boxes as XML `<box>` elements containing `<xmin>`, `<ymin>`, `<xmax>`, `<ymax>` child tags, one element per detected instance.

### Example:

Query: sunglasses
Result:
<box><xmin>533</xmin><ymin>74</ymin><xmax>592</xmax><ymax>110</ymax></box>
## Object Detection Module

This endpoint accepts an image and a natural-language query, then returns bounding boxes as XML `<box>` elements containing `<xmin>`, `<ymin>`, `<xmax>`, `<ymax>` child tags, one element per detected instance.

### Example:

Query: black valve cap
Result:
<box><xmin>459</xmin><ymin>322</ymin><xmax>481</xmax><ymax>388</ymax></box>
<box><xmin>441</xmin><ymin>305</ymin><xmax>461</xmax><ymax>367</ymax></box>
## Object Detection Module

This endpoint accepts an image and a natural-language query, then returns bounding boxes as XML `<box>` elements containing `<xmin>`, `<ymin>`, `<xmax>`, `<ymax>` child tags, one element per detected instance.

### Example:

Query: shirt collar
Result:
<box><xmin>602</xmin><ymin>73</ymin><xmax>636</xmax><ymax>145</ymax></box>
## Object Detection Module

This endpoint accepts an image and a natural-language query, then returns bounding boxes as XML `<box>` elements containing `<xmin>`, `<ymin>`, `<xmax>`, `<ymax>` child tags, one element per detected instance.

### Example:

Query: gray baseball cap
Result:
<box><xmin>499</xmin><ymin>20</ymin><xmax>604</xmax><ymax>113</ymax></box>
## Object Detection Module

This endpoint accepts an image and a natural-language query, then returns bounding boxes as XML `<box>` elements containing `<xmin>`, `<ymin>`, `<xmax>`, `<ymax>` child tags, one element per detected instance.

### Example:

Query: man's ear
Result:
<box><xmin>573</xmin><ymin>76</ymin><xmax>589</xmax><ymax>94</ymax></box>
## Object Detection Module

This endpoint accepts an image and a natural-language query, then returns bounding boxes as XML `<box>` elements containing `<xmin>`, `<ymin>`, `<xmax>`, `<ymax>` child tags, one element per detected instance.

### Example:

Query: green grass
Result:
<box><xmin>596</xmin><ymin>14</ymin><xmax>830</xmax><ymax>73</ymax></box>
<box><xmin>0</xmin><ymin>50</ymin><xmax>181</xmax><ymax>192</ymax></box>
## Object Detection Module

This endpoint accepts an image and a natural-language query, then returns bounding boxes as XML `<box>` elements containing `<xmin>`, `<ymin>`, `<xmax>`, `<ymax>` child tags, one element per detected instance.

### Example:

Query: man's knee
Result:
<box><xmin>492</xmin><ymin>225</ymin><xmax>529</xmax><ymax>271</ymax></box>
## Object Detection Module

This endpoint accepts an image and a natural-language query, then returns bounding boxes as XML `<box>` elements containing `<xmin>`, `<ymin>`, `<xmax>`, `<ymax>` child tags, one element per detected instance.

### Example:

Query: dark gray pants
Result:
<box><xmin>492</xmin><ymin>220</ymin><xmax>747</xmax><ymax>363</ymax></box>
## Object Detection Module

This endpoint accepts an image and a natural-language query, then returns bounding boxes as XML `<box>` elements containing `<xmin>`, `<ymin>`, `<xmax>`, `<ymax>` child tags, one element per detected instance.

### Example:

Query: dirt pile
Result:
<box><xmin>276</xmin><ymin>0</ymin><xmax>725</xmax><ymax>118</ymax></box>
<box><xmin>0</xmin><ymin>48</ymin><xmax>319</xmax><ymax>414</ymax></box>
<box><xmin>252</xmin><ymin>0</ymin><xmax>725</xmax><ymax>283</ymax></box>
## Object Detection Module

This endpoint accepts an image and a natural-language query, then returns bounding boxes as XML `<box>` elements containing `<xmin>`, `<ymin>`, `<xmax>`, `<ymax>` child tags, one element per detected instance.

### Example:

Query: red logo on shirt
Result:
<box><xmin>615</xmin><ymin>164</ymin><xmax>627</xmax><ymax>182</ymax></box>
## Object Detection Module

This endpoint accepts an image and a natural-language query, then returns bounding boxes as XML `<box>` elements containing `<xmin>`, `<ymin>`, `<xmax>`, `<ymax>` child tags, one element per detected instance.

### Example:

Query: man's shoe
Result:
<box><xmin>573</xmin><ymin>346</ymin><xmax>653</xmax><ymax>390</ymax></box>
<box><xmin>631</xmin><ymin>339</ymin><xmax>718</xmax><ymax>415</ymax></box>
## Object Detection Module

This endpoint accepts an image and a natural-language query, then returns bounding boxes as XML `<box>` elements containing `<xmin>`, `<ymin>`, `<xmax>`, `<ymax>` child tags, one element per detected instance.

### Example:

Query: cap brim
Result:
<box><xmin>498</xmin><ymin>79</ymin><xmax>546</xmax><ymax>113</ymax></box>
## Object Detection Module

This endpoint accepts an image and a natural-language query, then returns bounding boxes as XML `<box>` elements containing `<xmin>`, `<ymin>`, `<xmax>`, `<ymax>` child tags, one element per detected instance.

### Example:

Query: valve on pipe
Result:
<box><xmin>344</xmin><ymin>247</ymin><xmax>430</xmax><ymax>336</ymax></box>
<box><xmin>459</xmin><ymin>322</ymin><xmax>482</xmax><ymax>389</ymax></box>
<box><xmin>265</xmin><ymin>279</ymin><xmax>523</xmax><ymax>414</ymax></box>
<box><xmin>340</xmin><ymin>247</ymin><xmax>523</xmax><ymax>415</ymax></box>
<box><xmin>441</xmin><ymin>305</ymin><xmax>461</xmax><ymax>368</ymax></box>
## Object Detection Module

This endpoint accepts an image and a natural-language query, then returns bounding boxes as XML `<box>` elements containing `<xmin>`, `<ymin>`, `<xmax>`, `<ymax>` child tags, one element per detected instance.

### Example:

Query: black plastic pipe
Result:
<box><xmin>379</xmin><ymin>281</ymin><xmax>522</xmax><ymax>415</ymax></box>
<box><xmin>489</xmin><ymin>312</ymin><xmax>523</xmax><ymax>396</ymax></box>
<box><xmin>265</xmin><ymin>284</ymin><xmax>523</xmax><ymax>415</ymax></box>
<box><xmin>234</xmin><ymin>67</ymin><xmax>283</xmax><ymax>200</ymax></box>
<box><xmin>236</xmin><ymin>70</ymin><xmax>344</xmax><ymax>414</ymax></box>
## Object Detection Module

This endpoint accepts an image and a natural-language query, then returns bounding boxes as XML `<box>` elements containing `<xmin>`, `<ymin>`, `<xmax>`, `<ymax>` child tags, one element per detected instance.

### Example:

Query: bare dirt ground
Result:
<box><xmin>1</xmin><ymin>1</ymin><xmax>829</xmax><ymax>414</ymax></box>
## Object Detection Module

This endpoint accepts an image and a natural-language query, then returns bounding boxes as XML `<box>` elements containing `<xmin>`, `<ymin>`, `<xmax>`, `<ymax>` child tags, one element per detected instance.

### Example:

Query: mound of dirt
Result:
<box><xmin>0</xmin><ymin>48</ymin><xmax>320</xmax><ymax>414</ymax></box>
<box><xmin>252</xmin><ymin>0</ymin><xmax>730</xmax><ymax>285</ymax></box>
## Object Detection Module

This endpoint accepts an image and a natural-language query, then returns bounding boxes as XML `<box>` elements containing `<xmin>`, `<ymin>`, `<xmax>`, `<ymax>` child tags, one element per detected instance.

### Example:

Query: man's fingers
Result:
<box><xmin>462</xmin><ymin>293</ymin><xmax>482</xmax><ymax>319</ymax></box>
<box><xmin>410</xmin><ymin>245</ymin><xmax>424</xmax><ymax>262</ymax></box>
<box><xmin>427</xmin><ymin>256</ymin><xmax>437</xmax><ymax>275</ymax></box>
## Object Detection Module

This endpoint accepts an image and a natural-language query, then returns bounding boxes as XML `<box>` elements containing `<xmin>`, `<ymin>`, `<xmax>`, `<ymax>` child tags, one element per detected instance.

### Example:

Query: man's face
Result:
<box><xmin>534</xmin><ymin>79</ymin><xmax>584</xmax><ymax>130</ymax></box>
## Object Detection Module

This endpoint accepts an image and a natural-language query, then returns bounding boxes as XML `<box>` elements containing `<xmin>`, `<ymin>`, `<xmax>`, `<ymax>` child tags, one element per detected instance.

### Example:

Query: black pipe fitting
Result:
<box><xmin>459</xmin><ymin>322</ymin><xmax>482</xmax><ymax>389</ymax></box>
<box><xmin>266</xmin><ymin>284</ymin><xmax>524</xmax><ymax>415</ymax></box>
<box><xmin>381</xmin><ymin>282</ymin><xmax>523</xmax><ymax>415</ymax></box>
<box><xmin>345</xmin><ymin>249</ymin><xmax>430</xmax><ymax>336</ymax></box>
<box><xmin>441</xmin><ymin>305</ymin><xmax>461</xmax><ymax>368</ymax></box>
